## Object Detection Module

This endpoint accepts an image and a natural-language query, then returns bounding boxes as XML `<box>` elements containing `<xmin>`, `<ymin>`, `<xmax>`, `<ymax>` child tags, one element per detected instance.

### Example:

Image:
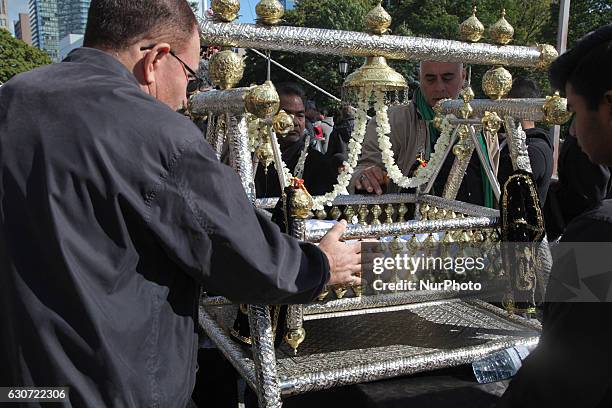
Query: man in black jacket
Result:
<box><xmin>0</xmin><ymin>1</ymin><xmax>361</xmax><ymax>406</ymax></box>
<box><xmin>254</xmin><ymin>82</ymin><xmax>343</xmax><ymax>198</ymax></box>
<box><xmin>498</xmin><ymin>24</ymin><xmax>612</xmax><ymax>408</ymax></box>
<box><xmin>545</xmin><ymin>122</ymin><xmax>612</xmax><ymax>240</ymax></box>
<box><xmin>325</xmin><ymin>104</ymin><xmax>355</xmax><ymax>164</ymax></box>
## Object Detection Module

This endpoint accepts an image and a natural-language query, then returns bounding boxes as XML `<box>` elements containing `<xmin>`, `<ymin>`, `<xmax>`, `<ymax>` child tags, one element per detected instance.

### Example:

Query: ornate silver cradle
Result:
<box><xmin>190</xmin><ymin>6</ymin><xmax>570</xmax><ymax>407</ymax></box>
<box><xmin>193</xmin><ymin>95</ymin><xmax>548</xmax><ymax>407</ymax></box>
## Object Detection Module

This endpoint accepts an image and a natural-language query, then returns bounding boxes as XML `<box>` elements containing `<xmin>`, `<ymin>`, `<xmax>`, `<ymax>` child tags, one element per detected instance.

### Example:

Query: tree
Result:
<box><xmin>390</xmin><ymin>0</ymin><xmax>557</xmax><ymax>98</ymax></box>
<box><xmin>238</xmin><ymin>0</ymin><xmax>380</xmax><ymax>113</ymax></box>
<box><xmin>541</xmin><ymin>0</ymin><xmax>612</xmax><ymax>49</ymax></box>
<box><xmin>391</xmin><ymin>0</ymin><xmax>555</xmax><ymax>44</ymax></box>
<box><xmin>0</xmin><ymin>29</ymin><xmax>52</xmax><ymax>83</ymax></box>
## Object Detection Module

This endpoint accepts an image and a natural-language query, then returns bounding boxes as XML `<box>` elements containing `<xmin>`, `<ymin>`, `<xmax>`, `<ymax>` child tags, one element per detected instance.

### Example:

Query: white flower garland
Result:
<box><xmin>374</xmin><ymin>90</ymin><xmax>454</xmax><ymax>189</ymax></box>
<box><xmin>274</xmin><ymin>140</ymin><xmax>294</xmax><ymax>187</ymax></box>
<box><xmin>274</xmin><ymin>92</ymin><xmax>369</xmax><ymax>211</ymax></box>
<box><xmin>293</xmin><ymin>133</ymin><xmax>311</xmax><ymax>179</ymax></box>
<box><xmin>311</xmin><ymin>95</ymin><xmax>369</xmax><ymax>210</ymax></box>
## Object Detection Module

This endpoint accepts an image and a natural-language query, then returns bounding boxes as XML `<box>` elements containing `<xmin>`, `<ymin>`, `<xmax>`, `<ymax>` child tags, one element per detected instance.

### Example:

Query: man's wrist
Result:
<box><xmin>319</xmin><ymin>247</ymin><xmax>335</xmax><ymax>277</ymax></box>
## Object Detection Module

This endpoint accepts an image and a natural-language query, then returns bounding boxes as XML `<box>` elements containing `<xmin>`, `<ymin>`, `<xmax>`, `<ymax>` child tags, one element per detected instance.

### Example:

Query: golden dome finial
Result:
<box><xmin>211</xmin><ymin>0</ymin><xmax>240</xmax><ymax>23</ymax></box>
<box><xmin>459</xmin><ymin>5</ymin><xmax>485</xmax><ymax>42</ymax></box>
<box><xmin>245</xmin><ymin>80</ymin><xmax>280</xmax><ymax>119</ymax></box>
<box><xmin>272</xmin><ymin>110</ymin><xmax>294</xmax><ymax>135</ymax></box>
<box><xmin>365</xmin><ymin>2</ymin><xmax>392</xmax><ymax>35</ymax></box>
<box><xmin>489</xmin><ymin>8</ymin><xmax>514</xmax><ymax>45</ymax></box>
<box><xmin>208</xmin><ymin>50</ymin><xmax>245</xmax><ymax>90</ymax></box>
<box><xmin>255</xmin><ymin>0</ymin><xmax>284</xmax><ymax>26</ymax></box>
<box><xmin>535</xmin><ymin>44</ymin><xmax>559</xmax><ymax>70</ymax></box>
<box><xmin>543</xmin><ymin>92</ymin><xmax>573</xmax><ymax>125</ymax></box>
<box><xmin>343</xmin><ymin>56</ymin><xmax>407</xmax><ymax>93</ymax></box>
<box><xmin>290</xmin><ymin>180</ymin><xmax>314</xmax><ymax>219</ymax></box>
<box><xmin>482</xmin><ymin>66</ymin><xmax>513</xmax><ymax>100</ymax></box>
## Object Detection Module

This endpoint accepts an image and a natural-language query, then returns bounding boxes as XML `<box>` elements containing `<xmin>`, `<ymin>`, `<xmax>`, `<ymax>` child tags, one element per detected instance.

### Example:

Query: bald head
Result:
<box><xmin>419</xmin><ymin>61</ymin><xmax>466</xmax><ymax>107</ymax></box>
<box><xmin>84</xmin><ymin>0</ymin><xmax>198</xmax><ymax>52</ymax></box>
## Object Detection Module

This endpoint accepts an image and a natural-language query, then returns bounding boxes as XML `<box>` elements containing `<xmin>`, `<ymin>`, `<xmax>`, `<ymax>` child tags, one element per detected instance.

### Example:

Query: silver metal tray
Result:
<box><xmin>199</xmin><ymin>298</ymin><xmax>539</xmax><ymax>398</ymax></box>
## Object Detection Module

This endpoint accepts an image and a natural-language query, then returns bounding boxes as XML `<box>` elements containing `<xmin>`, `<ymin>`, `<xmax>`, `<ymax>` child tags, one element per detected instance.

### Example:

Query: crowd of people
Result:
<box><xmin>0</xmin><ymin>0</ymin><xmax>611</xmax><ymax>406</ymax></box>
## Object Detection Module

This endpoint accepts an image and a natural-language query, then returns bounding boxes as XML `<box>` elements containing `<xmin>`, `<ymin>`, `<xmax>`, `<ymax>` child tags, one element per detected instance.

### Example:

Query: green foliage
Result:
<box><xmin>390</xmin><ymin>0</ymin><xmax>555</xmax><ymax>44</ymax></box>
<box><xmin>0</xmin><ymin>29</ymin><xmax>52</xmax><ymax>84</ymax></box>
<box><xmin>391</xmin><ymin>0</ymin><xmax>465</xmax><ymax>40</ymax></box>
<box><xmin>390</xmin><ymin>0</ymin><xmax>557</xmax><ymax>98</ymax></box>
<box><xmin>541</xmin><ymin>0</ymin><xmax>612</xmax><ymax>48</ymax></box>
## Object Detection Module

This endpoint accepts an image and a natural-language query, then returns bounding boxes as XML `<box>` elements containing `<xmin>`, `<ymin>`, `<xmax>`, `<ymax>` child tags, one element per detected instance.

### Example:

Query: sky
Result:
<box><xmin>6</xmin><ymin>0</ymin><xmax>257</xmax><ymax>36</ymax></box>
<box><xmin>237</xmin><ymin>0</ymin><xmax>257</xmax><ymax>23</ymax></box>
<box><xmin>198</xmin><ymin>0</ymin><xmax>258</xmax><ymax>23</ymax></box>
<box><xmin>7</xmin><ymin>0</ymin><xmax>28</xmax><ymax>35</ymax></box>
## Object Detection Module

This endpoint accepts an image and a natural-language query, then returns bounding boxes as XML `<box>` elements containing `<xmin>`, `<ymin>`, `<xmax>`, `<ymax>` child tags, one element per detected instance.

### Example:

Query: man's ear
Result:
<box><xmin>141</xmin><ymin>43</ymin><xmax>171</xmax><ymax>85</ymax></box>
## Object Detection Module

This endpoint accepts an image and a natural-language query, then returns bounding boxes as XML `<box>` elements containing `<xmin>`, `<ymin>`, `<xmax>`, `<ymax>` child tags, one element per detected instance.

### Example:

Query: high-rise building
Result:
<box><xmin>14</xmin><ymin>13</ymin><xmax>33</xmax><ymax>45</ymax></box>
<box><xmin>0</xmin><ymin>0</ymin><xmax>9</xmax><ymax>31</ymax></box>
<box><xmin>59</xmin><ymin>32</ymin><xmax>82</xmax><ymax>59</ymax></box>
<box><xmin>56</xmin><ymin>0</ymin><xmax>90</xmax><ymax>61</ymax></box>
<box><xmin>30</xmin><ymin>0</ymin><xmax>61</xmax><ymax>61</ymax></box>
<box><xmin>58</xmin><ymin>0</ymin><xmax>90</xmax><ymax>38</ymax></box>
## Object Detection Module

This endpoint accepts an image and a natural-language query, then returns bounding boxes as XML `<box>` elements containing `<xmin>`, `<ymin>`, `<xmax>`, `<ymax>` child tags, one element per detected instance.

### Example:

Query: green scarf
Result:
<box><xmin>414</xmin><ymin>87</ymin><xmax>440</xmax><ymax>150</ymax></box>
<box><xmin>477</xmin><ymin>135</ymin><xmax>495</xmax><ymax>209</ymax></box>
<box><xmin>414</xmin><ymin>87</ymin><xmax>494</xmax><ymax>208</ymax></box>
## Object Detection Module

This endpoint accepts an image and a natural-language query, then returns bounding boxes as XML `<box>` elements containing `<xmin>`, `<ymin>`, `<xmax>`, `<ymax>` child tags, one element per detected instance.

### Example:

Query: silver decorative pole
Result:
<box><xmin>200</xmin><ymin>20</ymin><xmax>556</xmax><ymax>68</ymax></box>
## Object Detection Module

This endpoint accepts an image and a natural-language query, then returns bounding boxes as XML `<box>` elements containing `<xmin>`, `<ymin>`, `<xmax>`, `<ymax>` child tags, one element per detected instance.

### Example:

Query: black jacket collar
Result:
<box><xmin>63</xmin><ymin>47</ymin><xmax>141</xmax><ymax>88</ymax></box>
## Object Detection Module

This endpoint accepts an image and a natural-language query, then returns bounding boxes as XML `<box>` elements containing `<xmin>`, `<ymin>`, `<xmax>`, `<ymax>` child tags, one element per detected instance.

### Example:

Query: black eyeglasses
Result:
<box><xmin>169</xmin><ymin>50</ymin><xmax>205</xmax><ymax>94</ymax></box>
<box><xmin>140</xmin><ymin>46</ymin><xmax>204</xmax><ymax>94</ymax></box>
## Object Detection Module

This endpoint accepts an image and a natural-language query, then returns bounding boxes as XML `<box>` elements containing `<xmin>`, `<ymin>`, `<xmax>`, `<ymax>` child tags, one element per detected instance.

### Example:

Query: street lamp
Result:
<box><xmin>338</xmin><ymin>58</ymin><xmax>349</xmax><ymax>101</ymax></box>
<box><xmin>338</xmin><ymin>58</ymin><xmax>349</xmax><ymax>79</ymax></box>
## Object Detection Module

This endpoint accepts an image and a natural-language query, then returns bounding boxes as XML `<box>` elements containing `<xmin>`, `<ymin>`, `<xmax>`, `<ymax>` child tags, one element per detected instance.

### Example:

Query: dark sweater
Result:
<box><xmin>499</xmin><ymin>199</ymin><xmax>612</xmax><ymax>408</ymax></box>
<box><xmin>255</xmin><ymin>140</ymin><xmax>342</xmax><ymax>198</ymax></box>
<box><xmin>544</xmin><ymin>134</ymin><xmax>612</xmax><ymax>240</ymax></box>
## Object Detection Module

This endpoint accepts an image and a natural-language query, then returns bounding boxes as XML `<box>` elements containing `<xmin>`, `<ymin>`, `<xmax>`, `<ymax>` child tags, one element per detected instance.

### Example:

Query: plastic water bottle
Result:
<box><xmin>472</xmin><ymin>346</ymin><xmax>530</xmax><ymax>383</ymax></box>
